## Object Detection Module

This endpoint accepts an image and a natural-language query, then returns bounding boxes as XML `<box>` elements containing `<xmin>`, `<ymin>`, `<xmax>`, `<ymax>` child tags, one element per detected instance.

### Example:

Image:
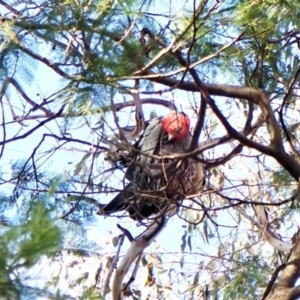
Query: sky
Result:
<box><xmin>0</xmin><ymin>48</ymin><xmax>211</xmax><ymax>298</ymax></box>
<box><xmin>0</xmin><ymin>41</ymin><xmax>269</xmax><ymax>300</ymax></box>
<box><xmin>1</xmin><ymin>1</ymin><xmax>299</xmax><ymax>299</ymax></box>
<box><xmin>0</xmin><ymin>54</ymin><xmax>239</xmax><ymax>298</ymax></box>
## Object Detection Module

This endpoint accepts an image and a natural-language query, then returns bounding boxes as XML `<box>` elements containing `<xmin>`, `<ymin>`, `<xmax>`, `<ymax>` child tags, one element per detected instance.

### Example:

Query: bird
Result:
<box><xmin>101</xmin><ymin>111</ymin><xmax>204</xmax><ymax>220</ymax></box>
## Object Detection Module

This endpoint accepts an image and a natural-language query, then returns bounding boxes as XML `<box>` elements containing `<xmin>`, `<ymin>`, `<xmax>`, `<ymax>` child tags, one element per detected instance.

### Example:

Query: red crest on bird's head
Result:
<box><xmin>161</xmin><ymin>111</ymin><xmax>190</xmax><ymax>141</ymax></box>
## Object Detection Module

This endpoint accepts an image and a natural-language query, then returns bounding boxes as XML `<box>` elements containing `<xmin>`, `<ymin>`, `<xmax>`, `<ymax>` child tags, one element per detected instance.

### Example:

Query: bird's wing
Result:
<box><xmin>138</xmin><ymin>117</ymin><xmax>162</xmax><ymax>165</ymax></box>
<box><xmin>101</xmin><ymin>184</ymin><xmax>134</xmax><ymax>214</ymax></box>
<box><xmin>102</xmin><ymin>117</ymin><xmax>164</xmax><ymax>218</ymax></box>
<box><xmin>131</xmin><ymin>117</ymin><xmax>164</xmax><ymax>187</ymax></box>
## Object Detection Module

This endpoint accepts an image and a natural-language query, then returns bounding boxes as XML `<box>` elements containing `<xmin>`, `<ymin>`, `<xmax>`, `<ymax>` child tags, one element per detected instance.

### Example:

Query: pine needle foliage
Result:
<box><xmin>2</xmin><ymin>0</ymin><xmax>300</xmax><ymax>299</ymax></box>
<box><xmin>0</xmin><ymin>203</ymin><xmax>62</xmax><ymax>299</ymax></box>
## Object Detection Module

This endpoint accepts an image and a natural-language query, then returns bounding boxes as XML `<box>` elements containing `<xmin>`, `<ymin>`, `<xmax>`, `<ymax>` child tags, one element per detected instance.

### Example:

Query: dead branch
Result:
<box><xmin>112</xmin><ymin>216</ymin><xmax>167</xmax><ymax>300</ymax></box>
<box><xmin>216</xmin><ymin>190</ymin><xmax>293</xmax><ymax>252</ymax></box>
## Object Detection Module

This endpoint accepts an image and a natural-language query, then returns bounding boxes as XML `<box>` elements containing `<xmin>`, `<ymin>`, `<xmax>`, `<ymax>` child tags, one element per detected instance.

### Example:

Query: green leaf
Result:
<box><xmin>112</xmin><ymin>236</ymin><xmax>119</xmax><ymax>247</ymax></box>
<box><xmin>180</xmin><ymin>231</ymin><xmax>187</xmax><ymax>252</ymax></box>
<box><xmin>187</xmin><ymin>235</ymin><xmax>192</xmax><ymax>252</ymax></box>
<box><xmin>48</xmin><ymin>175</ymin><xmax>62</xmax><ymax>196</ymax></box>
<box><xmin>73</xmin><ymin>153</ymin><xmax>91</xmax><ymax>176</ymax></box>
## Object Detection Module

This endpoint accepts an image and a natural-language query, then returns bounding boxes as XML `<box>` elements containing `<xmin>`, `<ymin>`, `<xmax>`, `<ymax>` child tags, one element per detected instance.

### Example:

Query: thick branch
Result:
<box><xmin>266</xmin><ymin>230</ymin><xmax>300</xmax><ymax>300</ymax></box>
<box><xmin>112</xmin><ymin>217</ymin><xmax>167</xmax><ymax>300</ymax></box>
<box><xmin>146</xmin><ymin>73</ymin><xmax>300</xmax><ymax>180</ymax></box>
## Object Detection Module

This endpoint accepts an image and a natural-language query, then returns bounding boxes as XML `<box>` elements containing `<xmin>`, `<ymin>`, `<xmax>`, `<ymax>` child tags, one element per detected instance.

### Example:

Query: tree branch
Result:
<box><xmin>112</xmin><ymin>217</ymin><xmax>167</xmax><ymax>300</ymax></box>
<box><xmin>266</xmin><ymin>230</ymin><xmax>300</xmax><ymax>300</ymax></box>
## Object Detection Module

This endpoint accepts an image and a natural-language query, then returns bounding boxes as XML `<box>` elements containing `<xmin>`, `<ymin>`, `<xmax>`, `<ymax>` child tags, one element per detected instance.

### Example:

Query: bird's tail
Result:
<box><xmin>102</xmin><ymin>185</ymin><xmax>133</xmax><ymax>214</ymax></box>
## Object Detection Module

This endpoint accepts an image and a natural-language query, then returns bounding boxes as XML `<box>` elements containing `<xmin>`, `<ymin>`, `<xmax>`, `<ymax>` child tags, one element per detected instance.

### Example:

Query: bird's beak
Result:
<box><xmin>168</xmin><ymin>133</ymin><xmax>174</xmax><ymax>141</ymax></box>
